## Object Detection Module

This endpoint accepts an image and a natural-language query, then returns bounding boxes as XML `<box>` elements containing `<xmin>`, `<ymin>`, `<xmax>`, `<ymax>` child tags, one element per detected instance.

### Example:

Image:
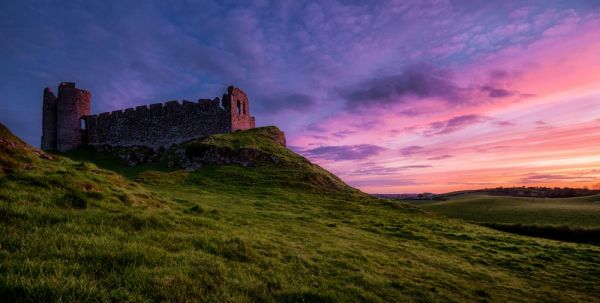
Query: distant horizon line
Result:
<box><xmin>370</xmin><ymin>186</ymin><xmax>600</xmax><ymax>196</ymax></box>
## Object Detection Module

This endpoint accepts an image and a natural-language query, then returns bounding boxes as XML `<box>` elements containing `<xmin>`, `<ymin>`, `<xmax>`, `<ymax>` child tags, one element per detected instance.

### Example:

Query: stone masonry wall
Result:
<box><xmin>224</xmin><ymin>87</ymin><xmax>256</xmax><ymax>131</ymax></box>
<box><xmin>40</xmin><ymin>82</ymin><xmax>93</xmax><ymax>152</ymax></box>
<box><xmin>84</xmin><ymin>98</ymin><xmax>231</xmax><ymax>149</ymax></box>
<box><xmin>56</xmin><ymin>83</ymin><xmax>91</xmax><ymax>152</ymax></box>
<box><xmin>41</xmin><ymin>87</ymin><xmax>58</xmax><ymax>150</ymax></box>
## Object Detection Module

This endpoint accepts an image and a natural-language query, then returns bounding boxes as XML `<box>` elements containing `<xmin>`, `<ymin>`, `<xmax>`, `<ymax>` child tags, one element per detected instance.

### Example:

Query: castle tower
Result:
<box><xmin>41</xmin><ymin>82</ymin><xmax>91</xmax><ymax>151</ymax></box>
<box><xmin>41</xmin><ymin>87</ymin><xmax>58</xmax><ymax>150</ymax></box>
<box><xmin>56</xmin><ymin>82</ymin><xmax>91</xmax><ymax>152</ymax></box>
<box><xmin>222</xmin><ymin>86</ymin><xmax>256</xmax><ymax>131</ymax></box>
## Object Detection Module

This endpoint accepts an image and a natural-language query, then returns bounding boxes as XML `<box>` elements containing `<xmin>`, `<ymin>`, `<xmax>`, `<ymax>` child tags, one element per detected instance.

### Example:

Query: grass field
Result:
<box><xmin>1</xmin><ymin>123</ymin><xmax>600</xmax><ymax>302</ymax></box>
<box><xmin>412</xmin><ymin>194</ymin><xmax>600</xmax><ymax>228</ymax></box>
<box><xmin>408</xmin><ymin>194</ymin><xmax>600</xmax><ymax>244</ymax></box>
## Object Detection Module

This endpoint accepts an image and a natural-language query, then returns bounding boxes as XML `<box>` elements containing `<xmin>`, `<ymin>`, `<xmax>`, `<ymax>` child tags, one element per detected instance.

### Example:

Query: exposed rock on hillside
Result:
<box><xmin>91</xmin><ymin>126</ymin><xmax>287</xmax><ymax>170</ymax></box>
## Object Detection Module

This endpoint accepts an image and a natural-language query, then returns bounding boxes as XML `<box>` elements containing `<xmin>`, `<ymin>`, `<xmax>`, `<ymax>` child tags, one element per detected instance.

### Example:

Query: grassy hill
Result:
<box><xmin>408</xmin><ymin>193</ymin><xmax>600</xmax><ymax>244</ymax></box>
<box><xmin>1</xmin><ymin>123</ymin><xmax>600</xmax><ymax>302</ymax></box>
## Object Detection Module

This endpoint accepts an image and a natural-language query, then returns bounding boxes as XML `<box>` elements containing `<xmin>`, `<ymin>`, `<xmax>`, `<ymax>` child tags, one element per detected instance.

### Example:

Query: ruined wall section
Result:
<box><xmin>41</xmin><ymin>87</ymin><xmax>58</xmax><ymax>150</ymax></box>
<box><xmin>84</xmin><ymin>98</ymin><xmax>231</xmax><ymax>148</ymax></box>
<box><xmin>223</xmin><ymin>86</ymin><xmax>256</xmax><ymax>131</ymax></box>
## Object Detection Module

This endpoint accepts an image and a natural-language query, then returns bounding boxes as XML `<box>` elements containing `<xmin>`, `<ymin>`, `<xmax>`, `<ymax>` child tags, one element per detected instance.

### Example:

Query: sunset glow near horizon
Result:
<box><xmin>1</xmin><ymin>1</ymin><xmax>599</xmax><ymax>193</ymax></box>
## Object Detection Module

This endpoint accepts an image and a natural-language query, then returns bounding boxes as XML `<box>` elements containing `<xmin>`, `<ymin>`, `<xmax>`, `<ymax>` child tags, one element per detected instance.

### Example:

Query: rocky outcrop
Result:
<box><xmin>91</xmin><ymin>126</ymin><xmax>286</xmax><ymax>171</ymax></box>
<box><xmin>272</xmin><ymin>130</ymin><xmax>286</xmax><ymax>147</ymax></box>
<box><xmin>181</xmin><ymin>144</ymin><xmax>279</xmax><ymax>170</ymax></box>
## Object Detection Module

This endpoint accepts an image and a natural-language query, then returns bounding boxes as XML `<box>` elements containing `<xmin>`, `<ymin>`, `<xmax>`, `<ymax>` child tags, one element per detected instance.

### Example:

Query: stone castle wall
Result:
<box><xmin>84</xmin><ymin>99</ymin><xmax>232</xmax><ymax>148</ymax></box>
<box><xmin>43</xmin><ymin>83</ymin><xmax>256</xmax><ymax>151</ymax></box>
<box><xmin>41</xmin><ymin>88</ymin><xmax>58</xmax><ymax>150</ymax></box>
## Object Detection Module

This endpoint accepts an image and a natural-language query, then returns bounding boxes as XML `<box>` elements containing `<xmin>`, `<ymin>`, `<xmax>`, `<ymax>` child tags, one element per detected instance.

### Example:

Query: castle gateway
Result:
<box><xmin>42</xmin><ymin>82</ymin><xmax>256</xmax><ymax>152</ymax></box>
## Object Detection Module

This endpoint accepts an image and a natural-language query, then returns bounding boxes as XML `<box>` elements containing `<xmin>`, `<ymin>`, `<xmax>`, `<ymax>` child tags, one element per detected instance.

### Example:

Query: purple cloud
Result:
<box><xmin>520</xmin><ymin>174</ymin><xmax>598</xmax><ymax>183</ymax></box>
<box><xmin>481</xmin><ymin>86</ymin><xmax>515</xmax><ymax>98</ymax></box>
<box><xmin>399</xmin><ymin>146</ymin><xmax>454</xmax><ymax>160</ymax></box>
<box><xmin>424</xmin><ymin>115</ymin><xmax>488</xmax><ymax>136</ymax></box>
<box><xmin>341</xmin><ymin>64</ymin><xmax>466</xmax><ymax>110</ymax></box>
<box><xmin>348</xmin><ymin>165</ymin><xmax>432</xmax><ymax>176</ymax></box>
<box><xmin>331</xmin><ymin>130</ymin><xmax>357</xmax><ymax>138</ymax></box>
<box><xmin>489</xmin><ymin>69</ymin><xmax>511</xmax><ymax>80</ymax></box>
<box><xmin>340</xmin><ymin>63</ymin><xmax>521</xmax><ymax>113</ymax></box>
<box><xmin>399</xmin><ymin>145</ymin><xmax>426</xmax><ymax>157</ymax></box>
<box><xmin>303</xmin><ymin>144</ymin><xmax>386</xmax><ymax>161</ymax></box>
<box><xmin>495</xmin><ymin>120</ymin><xmax>516</xmax><ymax>127</ymax></box>
<box><xmin>255</xmin><ymin>93</ymin><xmax>316</xmax><ymax>113</ymax></box>
<box><xmin>426</xmin><ymin>154</ymin><xmax>453</xmax><ymax>161</ymax></box>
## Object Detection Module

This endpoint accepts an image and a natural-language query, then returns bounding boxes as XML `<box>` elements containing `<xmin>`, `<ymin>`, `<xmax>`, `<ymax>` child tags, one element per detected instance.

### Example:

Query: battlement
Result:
<box><xmin>42</xmin><ymin>83</ymin><xmax>256</xmax><ymax>151</ymax></box>
<box><xmin>85</xmin><ymin>98</ymin><xmax>224</xmax><ymax>122</ymax></box>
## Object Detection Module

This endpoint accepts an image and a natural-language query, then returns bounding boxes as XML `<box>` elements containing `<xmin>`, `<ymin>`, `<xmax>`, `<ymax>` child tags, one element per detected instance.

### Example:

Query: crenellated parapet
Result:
<box><xmin>84</xmin><ymin>97</ymin><xmax>224</xmax><ymax>124</ymax></box>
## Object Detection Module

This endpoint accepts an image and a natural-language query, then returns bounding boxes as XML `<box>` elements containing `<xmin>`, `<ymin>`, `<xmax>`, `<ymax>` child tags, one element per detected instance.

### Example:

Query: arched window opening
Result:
<box><xmin>80</xmin><ymin>118</ymin><xmax>86</xmax><ymax>130</ymax></box>
<box><xmin>237</xmin><ymin>100</ymin><xmax>242</xmax><ymax>115</ymax></box>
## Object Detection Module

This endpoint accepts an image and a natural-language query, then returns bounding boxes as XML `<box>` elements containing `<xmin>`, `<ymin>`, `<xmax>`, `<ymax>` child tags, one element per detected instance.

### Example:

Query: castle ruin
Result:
<box><xmin>42</xmin><ymin>82</ymin><xmax>256</xmax><ymax>152</ymax></box>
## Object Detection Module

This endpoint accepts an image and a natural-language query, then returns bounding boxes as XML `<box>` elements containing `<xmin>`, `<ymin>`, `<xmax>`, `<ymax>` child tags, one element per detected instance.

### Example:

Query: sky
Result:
<box><xmin>1</xmin><ymin>0</ymin><xmax>600</xmax><ymax>193</ymax></box>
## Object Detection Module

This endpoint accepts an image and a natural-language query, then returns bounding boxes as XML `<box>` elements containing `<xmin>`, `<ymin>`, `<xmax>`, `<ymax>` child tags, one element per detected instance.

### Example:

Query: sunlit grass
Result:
<box><xmin>1</xmin><ymin>124</ymin><xmax>599</xmax><ymax>302</ymax></box>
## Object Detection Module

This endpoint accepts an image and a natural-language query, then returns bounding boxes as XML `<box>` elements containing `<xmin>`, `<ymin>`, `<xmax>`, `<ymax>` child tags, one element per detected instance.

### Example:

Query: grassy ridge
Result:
<box><xmin>1</xmin><ymin>124</ymin><xmax>600</xmax><ymax>302</ymax></box>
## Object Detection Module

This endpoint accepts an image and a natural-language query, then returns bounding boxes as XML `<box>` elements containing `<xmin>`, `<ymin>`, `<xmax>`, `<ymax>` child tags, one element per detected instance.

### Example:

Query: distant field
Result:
<box><xmin>411</xmin><ymin>193</ymin><xmax>600</xmax><ymax>228</ymax></box>
<box><xmin>407</xmin><ymin>194</ymin><xmax>600</xmax><ymax>244</ymax></box>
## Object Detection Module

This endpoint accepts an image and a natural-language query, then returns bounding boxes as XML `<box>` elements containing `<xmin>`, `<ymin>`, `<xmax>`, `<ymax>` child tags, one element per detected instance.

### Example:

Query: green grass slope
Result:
<box><xmin>1</xmin><ymin>123</ymin><xmax>600</xmax><ymax>302</ymax></box>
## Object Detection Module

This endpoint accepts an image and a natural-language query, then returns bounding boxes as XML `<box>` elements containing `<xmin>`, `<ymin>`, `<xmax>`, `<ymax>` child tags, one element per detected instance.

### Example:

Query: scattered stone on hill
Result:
<box><xmin>33</xmin><ymin>150</ymin><xmax>55</xmax><ymax>160</ymax></box>
<box><xmin>0</xmin><ymin>132</ymin><xmax>54</xmax><ymax>161</ymax></box>
<box><xmin>0</xmin><ymin>136</ymin><xmax>18</xmax><ymax>150</ymax></box>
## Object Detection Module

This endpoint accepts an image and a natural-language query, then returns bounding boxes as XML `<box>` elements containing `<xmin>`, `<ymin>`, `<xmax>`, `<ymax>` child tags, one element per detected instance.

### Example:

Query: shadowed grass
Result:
<box><xmin>478</xmin><ymin>223</ymin><xmax>600</xmax><ymax>245</ymax></box>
